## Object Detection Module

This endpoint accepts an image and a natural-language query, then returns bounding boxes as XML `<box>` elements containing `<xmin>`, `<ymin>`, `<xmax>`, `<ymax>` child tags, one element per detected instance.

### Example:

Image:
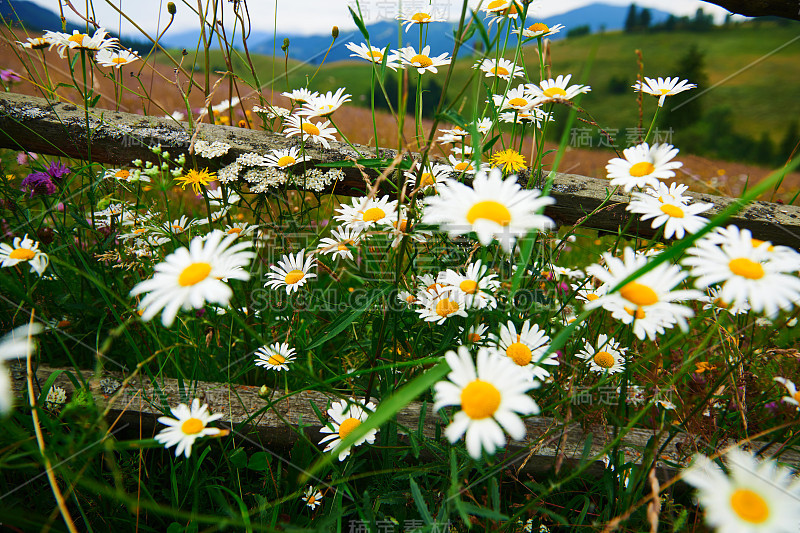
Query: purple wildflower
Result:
<box><xmin>0</xmin><ymin>69</ymin><xmax>21</xmax><ymax>83</ymax></box>
<box><xmin>46</xmin><ymin>161</ymin><xmax>71</xmax><ymax>181</ymax></box>
<box><xmin>20</xmin><ymin>172</ymin><xmax>56</xmax><ymax>198</ymax></box>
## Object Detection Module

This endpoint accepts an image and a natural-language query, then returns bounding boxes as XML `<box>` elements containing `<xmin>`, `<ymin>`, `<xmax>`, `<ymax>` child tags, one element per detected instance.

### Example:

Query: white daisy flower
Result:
<box><xmin>161</xmin><ymin>215</ymin><xmax>198</xmax><ymax>236</ymax></box>
<box><xmin>482</xmin><ymin>0</ymin><xmax>520</xmax><ymax>13</ymax></box>
<box><xmin>155</xmin><ymin>398</ymin><xmax>223</xmax><ymax>458</ymax></box>
<box><xmin>433</xmin><ymin>346</ymin><xmax>540</xmax><ymax>459</ymax></box>
<box><xmin>283</xmin><ymin>115</ymin><xmax>337</xmax><ymax>149</ymax></box>
<box><xmin>606</xmin><ymin>142</ymin><xmax>682</xmax><ymax>192</ymax></box>
<box><xmin>103</xmin><ymin>168</ymin><xmax>150</xmax><ymax>183</ymax></box>
<box><xmin>395</xmin><ymin>45</ymin><xmax>451</xmax><ymax>74</ymax></box>
<box><xmin>575</xmin><ymin>333</ymin><xmax>627</xmax><ymax>374</ymax></box>
<box><xmin>682</xmin><ymin>447</ymin><xmax>800</xmax><ymax>533</ymax></box>
<box><xmin>254</xmin><ymin>342</ymin><xmax>296</xmax><ymax>371</ymax></box>
<box><xmin>45</xmin><ymin>28</ymin><xmax>119</xmax><ymax>57</ymax></box>
<box><xmin>702</xmin><ymin>226</ymin><xmax>800</xmax><ymax>266</ymax></box>
<box><xmin>397</xmin><ymin>8</ymin><xmax>447</xmax><ymax>31</ymax></box>
<box><xmin>95</xmin><ymin>48</ymin><xmax>139</xmax><ymax>68</ymax></box>
<box><xmin>404</xmin><ymin>162</ymin><xmax>448</xmax><ymax>191</ymax></box>
<box><xmin>550</xmin><ymin>266</ymin><xmax>585</xmax><ymax>280</ymax></box>
<box><xmin>476</xmin><ymin>117</ymin><xmax>493</xmax><ymax>134</ymax></box>
<box><xmin>281</xmin><ymin>88</ymin><xmax>319</xmax><ymax>104</ymax></box>
<box><xmin>130</xmin><ymin>230</ymin><xmax>254</xmax><ymax>327</ymax></box>
<box><xmin>499</xmin><ymin>107</ymin><xmax>553</xmax><ymax>128</ymax></box>
<box><xmin>298</xmin><ymin>88</ymin><xmax>351</xmax><ymax>118</ymax></box>
<box><xmin>302</xmin><ymin>486</ymin><xmax>324</xmax><ymax>509</ymax></box>
<box><xmin>344</xmin><ymin>42</ymin><xmax>400</xmax><ymax>70</ymax></box>
<box><xmin>0</xmin><ymin>234</ymin><xmax>49</xmax><ymax>275</ymax></box>
<box><xmin>525</xmin><ymin>74</ymin><xmax>591</xmax><ymax>105</ymax></box>
<box><xmin>474</xmin><ymin>58</ymin><xmax>525</xmax><ymax>81</ymax></box>
<box><xmin>440</xmin><ymin>260</ymin><xmax>500</xmax><ymax>309</ymax></box>
<box><xmin>398</xmin><ymin>289</ymin><xmax>416</xmax><ymax>307</ymax></box>
<box><xmin>264</xmin><ymin>249</ymin><xmax>317</xmax><ymax>294</ymax></box>
<box><xmin>633</xmin><ymin>76</ymin><xmax>697</xmax><ymax>107</ymax></box>
<box><xmin>586</xmin><ymin>247</ymin><xmax>701</xmax><ymax>340</ymax></box>
<box><xmin>493</xmin><ymin>320</ymin><xmax>556</xmax><ymax>380</ymax></box>
<box><xmin>223</xmin><ymin>223</ymin><xmax>258</xmax><ymax>238</ymax></box>
<box><xmin>17</xmin><ymin>37</ymin><xmax>49</xmax><ymax>49</ymax></box>
<box><xmin>333</xmin><ymin>195</ymin><xmax>398</xmax><ymax>231</ymax></box>
<box><xmin>642</xmin><ymin>181</ymin><xmax>695</xmax><ymax>205</ymax></box>
<box><xmin>626</xmin><ymin>192</ymin><xmax>712</xmax><ymax>240</ymax></box>
<box><xmin>422</xmin><ymin>166</ymin><xmax>555</xmax><ymax>253</ymax></box>
<box><xmin>491</xmin><ymin>85</ymin><xmax>536</xmax><ymax>112</ymax></box>
<box><xmin>698</xmin><ymin>286</ymin><xmax>751</xmax><ymax>316</ymax></box>
<box><xmin>264</xmin><ymin>146</ymin><xmax>309</xmax><ymax>169</ymax></box>
<box><xmin>773</xmin><ymin>377</ymin><xmax>800</xmax><ymax>408</ymax></box>
<box><xmin>416</xmin><ymin>289</ymin><xmax>469</xmax><ymax>324</ymax></box>
<box><xmin>683</xmin><ymin>225</ymin><xmax>800</xmax><ymax>319</ymax></box>
<box><xmin>317</xmin><ymin>227</ymin><xmax>362</xmax><ymax>260</ymax></box>
<box><xmin>440</xmin><ymin>154</ymin><xmax>478</xmax><ymax>175</ymax></box>
<box><xmin>207</xmin><ymin>187</ymin><xmax>240</xmax><ymax>206</ymax></box>
<box><xmin>462</xmin><ymin>323</ymin><xmax>489</xmax><ymax>345</ymax></box>
<box><xmin>515</xmin><ymin>22</ymin><xmax>565</xmax><ymax>38</ymax></box>
<box><xmin>211</xmin><ymin>97</ymin><xmax>240</xmax><ymax>114</ymax></box>
<box><xmin>318</xmin><ymin>397</ymin><xmax>378</xmax><ymax>461</ymax></box>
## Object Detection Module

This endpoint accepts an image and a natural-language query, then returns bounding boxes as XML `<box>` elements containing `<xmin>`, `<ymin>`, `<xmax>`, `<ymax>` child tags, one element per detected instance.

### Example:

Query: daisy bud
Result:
<box><xmin>258</xmin><ymin>385</ymin><xmax>270</xmax><ymax>399</ymax></box>
<box><xmin>281</xmin><ymin>38</ymin><xmax>290</xmax><ymax>52</ymax></box>
<box><xmin>331</xmin><ymin>26</ymin><xmax>339</xmax><ymax>39</ymax></box>
<box><xmin>167</xmin><ymin>2</ymin><xmax>176</xmax><ymax>14</ymax></box>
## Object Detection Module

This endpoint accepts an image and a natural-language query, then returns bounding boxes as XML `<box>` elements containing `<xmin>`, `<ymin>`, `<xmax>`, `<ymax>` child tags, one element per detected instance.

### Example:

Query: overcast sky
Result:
<box><xmin>34</xmin><ymin>0</ymin><xmax>734</xmax><ymax>37</ymax></box>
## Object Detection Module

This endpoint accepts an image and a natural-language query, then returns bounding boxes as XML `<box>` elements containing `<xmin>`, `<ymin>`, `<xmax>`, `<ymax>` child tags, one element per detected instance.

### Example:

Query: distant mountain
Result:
<box><xmin>250</xmin><ymin>3</ymin><xmax>673</xmax><ymax>64</ymax></box>
<box><xmin>158</xmin><ymin>29</ymin><xmax>277</xmax><ymax>51</ymax></box>
<box><xmin>0</xmin><ymin>0</ymin><xmax>83</xmax><ymax>32</ymax></box>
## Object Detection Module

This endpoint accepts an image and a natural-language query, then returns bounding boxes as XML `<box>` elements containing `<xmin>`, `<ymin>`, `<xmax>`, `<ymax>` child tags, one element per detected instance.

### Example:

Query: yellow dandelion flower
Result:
<box><xmin>490</xmin><ymin>149</ymin><xmax>527</xmax><ymax>174</ymax></box>
<box><xmin>175</xmin><ymin>168</ymin><xmax>217</xmax><ymax>194</ymax></box>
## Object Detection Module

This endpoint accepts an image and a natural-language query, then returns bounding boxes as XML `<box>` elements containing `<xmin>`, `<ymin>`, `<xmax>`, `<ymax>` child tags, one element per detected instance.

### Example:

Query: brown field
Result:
<box><xmin>1</xmin><ymin>28</ymin><xmax>797</xmax><ymax>202</ymax></box>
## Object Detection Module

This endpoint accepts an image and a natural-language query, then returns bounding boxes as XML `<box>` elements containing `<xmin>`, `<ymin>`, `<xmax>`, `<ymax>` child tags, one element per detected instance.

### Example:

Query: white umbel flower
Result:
<box><xmin>575</xmin><ymin>333</ymin><xmax>627</xmax><ymax>374</ymax></box>
<box><xmin>433</xmin><ymin>346</ymin><xmax>540</xmax><ymax>459</ymax></box>
<box><xmin>633</xmin><ymin>76</ymin><xmax>696</xmax><ymax>107</ymax></box>
<box><xmin>130</xmin><ymin>230</ymin><xmax>254</xmax><ymax>327</ymax></box>
<box><xmin>682</xmin><ymin>447</ymin><xmax>800</xmax><ymax>533</ymax></box>
<box><xmin>682</xmin><ymin>225</ymin><xmax>800</xmax><ymax>319</ymax></box>
<box><xmin>422</xmin><ymin>167</ymin><xmax>555</xmax><ymax>253</ymax></box>
<box><xmin>318</xmin><ymin>398</ymin><xmax>378</xmax><ymax>461</ymax></box>
<box><xmin>155</xmin><ymin>399</ymin><xmax>223</xmax><ymax>458</ymax></box>
<box><xmin>0</xmin><ymin>234</ymin><xmax>49</xmax><ymax>276</ymax></box>
<box><xmin>254</xmin><ymin>342</ymin><xmax>296</xmax><ymax>371</ymax></box>
<box><xmin>264</xmin><ymin>249</ymin><xmax>317</xmax><ymax>294</ymax></box>
<box><xmin>525</xmin><ymin>74</ymin><xmax>591</xmax><ymax>105</ymax></box>
<box><xmin>606</xmin><ymin>142</ymin><xmax>682</xmax><ymax>192</ymax></box>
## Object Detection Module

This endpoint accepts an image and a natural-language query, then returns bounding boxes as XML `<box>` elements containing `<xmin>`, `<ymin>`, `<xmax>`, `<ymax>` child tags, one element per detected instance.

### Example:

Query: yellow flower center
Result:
<box><xmin>593</xmin><ymin>351</ymin><xmax>615</xmax><ymax>369</ymax></box>
<box><xmin>528</xmin><ymin>22</ymin><xmax>549</xmax><ymax>32</ymax></box>
<box><xmin>277</xmin><ymin>155</ymin><xmax>296</xmax><ymax>167</ymax></box>
<box><xmin>454</xmin><ymin>161</ymin><xmax>473</xmax><ymax>171</ymax></box>
<box><xmin>620</xmin><ymin>282</ymin><xmax>659</xmax><ymax>307</ymax></box>
<box><xmin>267</xmin><ymin>353</ymin><xmax>286</xmax><ymax>365</ymax></box>
<box><xmin>181</xmin><ymin>417</ymin><xmax>205</xmax><ymax>434</ymax></box>
<box><xmin>411</xmin><ymin>54</ymin><xmax>433</xmax><ymax>68</ymax></box>
<box><xmin>491</xmin><ymin>66</ymin><xmax>510</xmax><ymax>76</ymax></box>
<box><xmin>487</xmin><ymin>0</ymin><xmax>506</xmax><ymax>8</ymax></box>
<box><xmin>435</xmin><ymin>298</ymin><xmax>460</xmax><ymax>317</ymax></box>
<box><xmin>411</xmin><ymin>12</ymin><xmax>431</xmax><ymax>23</ymax></box>
<box><xmin>629</xmin><ymin>161</ymin><xmax>656</xmax><ymax>177</ymax></box>
<box><xmin>506</xmin><ymin>342</ymin><xmax>532</xmax><ymax>366</ymax></box>
<box><xmin>660</xmin><ymin>204</ymin><xmax>685</xmax><ymax>218</ymax></box>
<box><xmin>420</xmin><ymin>173</ymin><xmax>435</xmax><ymax>187</ymax></box>
<box><xmin>178</xmin><ymin>262</ymin><xmax>212</xmax><ymax>287</ymax></box>
<box><xmin>362</xmin><ymin>207</ymin><xmax>386</xmax><ymax>222</ymax></box>
<box><xmin>307</xmin><ymin>495</ymin><xmax>316</xmax><ymax>504</ymax></box>
<box><xmin>393</xmin><ymin>219</ymin><xmax>408</xmax><ymax>232</ymax></box>
<box><xmin>468</xmin><ymin>333</ymin><xmax>481</xmax><ymax>343</ymax></box>
<box><xmin>794</xmin><ymin>391</ymin><xmax>800</xmax><ymax>403</ymax></box>
<box><xmin>115</xmin><ymin>170</ymin><xmax>130</xmax><ymax>179</ymax></box>
<box><xmin>659</xmin><ymin>88</ymin><xmax>672</xmax><ymax>95</ymax></box>
<box><xmin>728</xmin><ymin>257</ymin><xmax>765</xmax><ymax>280</ymax></box>
<box><xmin>405</xmin><ymin>294</ymin><xmax>415</xmax><ymax>303</ymax></box>
<box><xmin>368</xmin><ymin>50</ymin><xmax>383</xmax><ymax>60</ymax></box>
<box><xmin>624</xmin><ymin>306</ymin><xmax>647</xmax><ymax>319</ymax></box>
<box><xmin>112</xmin><ymin>57</ymin><xmax>128</xmax><ymax>64</ymax></box>
<box><xmin>751</xmin><ymin>238</ymin><xmax>775</xmax><ymax>251</ymax></box>
<box><xmin>460</xmin><ymin>280</ymin><xmax>478</xmax><ymax>294</ymax></box>
<box><xmin>338</xmin><ymin>417</ymin><xmax>361</xmax><ymax>439</ymax></box>
<box><xmin>461</xmin><ymin>379</ymin><xmax>501</xmax><ymax>419</ymax></box>
<box><xmin>508</xmin><ymin>97</ymin><xmax>529</xmax><ymax>107</ymax></box>
<box><xmin>729</xmin><ymin>488</ymin><xmax>769</xmax><ymax>524</ymax></box>
<box><xmin>301</xmin><ymin>122</ymin><xmax>320</xmax><ymax>136</ymax></box>
<box><xmin>9</xmin><ymin>248</ymin><xmax>35</xmax><ymax>261</ymax></box>
<box><xmin>227</xmin><ymin>227</ymin><xmax>243</xmax><ymax>234</ymax></box>
<box><xmin>466</xmin><ymin>200</ymin><xmax>512</xmax><ymax>226</ymax></box>
<box><xmin>68</xmin><ymin>33</ymin><xmax>88</xmax><ymax>44</ymax></box>
<box><xmin>542</xmin><ymin>87</ymin><xmax>568</xmax><ymax>98</ymax></box>
<box><xmin>585</xmin><ymin>293</ymin><xmax>599</xmax><ymax>301</ymax></box>
<box><xmin>284</xmin><ymin>269</ymin><xmax>305</xmax><ymax>285</ymax></box>
<box><xmin>337</xmin><ymin>243</ymin><xmax>349</xmax><ymax>251</ymax></box>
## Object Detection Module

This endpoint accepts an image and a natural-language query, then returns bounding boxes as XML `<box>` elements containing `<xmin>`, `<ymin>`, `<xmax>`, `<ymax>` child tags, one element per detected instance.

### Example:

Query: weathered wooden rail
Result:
<box><xmin>12</xmin><ymin>364</ymin><xmax>800</xmax><ymax>479</ymax></box>
<box><xmin>1</xmin><ymin>91</ymin><xmax>800</xmax><ymax>247</ymax></box>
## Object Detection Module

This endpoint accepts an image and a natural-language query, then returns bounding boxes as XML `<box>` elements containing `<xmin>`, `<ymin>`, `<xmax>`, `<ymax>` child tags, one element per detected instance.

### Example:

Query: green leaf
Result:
<box><xmin>409</xmin><ymin>477</ymin><xmax>433</xmax><ymax>525</ymax></box>
<box><xmin>229</xmin><ymin>447</ymin><xmax>247</xmax><ymax>469</ymax></box>
<box><xmin>349</xmin><ymin>6</ymin><xmax>369</xmax><ymax>40</ymax></box>
<box><xmin>307</xmin><ymin>286</ymin><xmax>392</xmax><ymax>349</ymax></box>
<box><xmin>247</xmin><ymin>451</ymin><xmax>271</xmax><ymax>471</ymax></box>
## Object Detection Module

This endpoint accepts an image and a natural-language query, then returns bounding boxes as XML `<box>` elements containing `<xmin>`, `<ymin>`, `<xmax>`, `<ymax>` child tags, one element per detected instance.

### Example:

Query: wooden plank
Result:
<box><xmin>2</xmin><ymin>91</ymin><xmax>800</xmax><ymax>247</ymax></box>
<box><xmin>12</xmin><ymin>364</ymin><xmax>800</xmax><ymax>478</ymax></box>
